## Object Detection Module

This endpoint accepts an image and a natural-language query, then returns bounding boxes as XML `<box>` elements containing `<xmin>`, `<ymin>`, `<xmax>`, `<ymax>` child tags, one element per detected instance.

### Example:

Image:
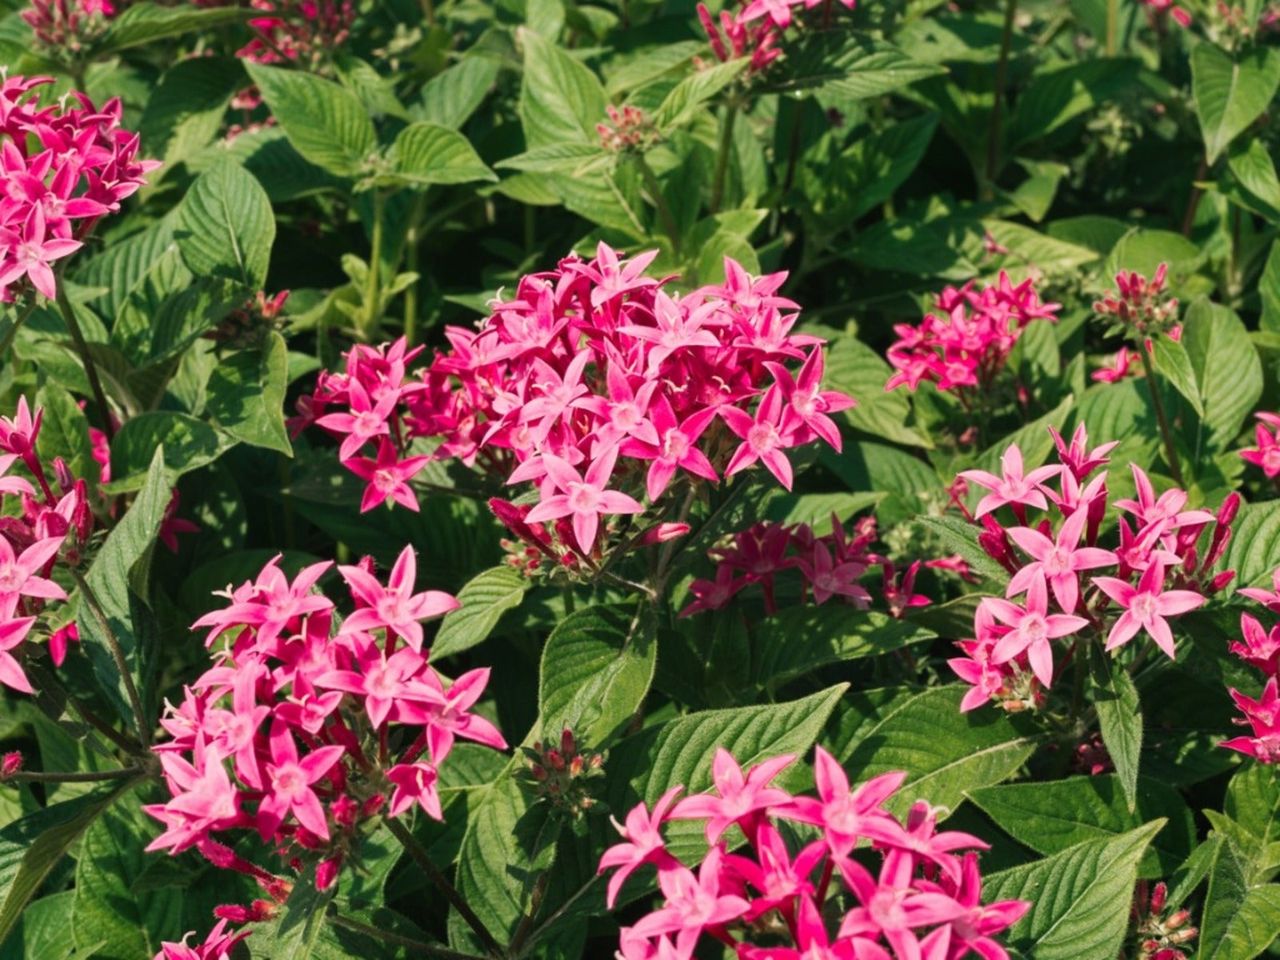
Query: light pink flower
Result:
<box><xmin>959</xmin><ymin>444</ymin><xmax>1061</xmax><ymax>518</ymax></box>
<box><xmin>1092</xmin><ymin>560</ymin><xmax>1205</xmax><ymax>657</ymax></box>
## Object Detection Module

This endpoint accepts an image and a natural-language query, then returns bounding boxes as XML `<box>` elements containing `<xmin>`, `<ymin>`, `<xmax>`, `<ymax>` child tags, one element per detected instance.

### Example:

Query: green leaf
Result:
<box><xmin>970</xmin><ymin>775</ymin><xmax>1194</xmax><ymax>876</ymax></box>
<box><xmin>416</xmin><ymin>55</ymin><xmax>500</xmax><ymax>130</ymax></box>
<box><xmin>1226</xmin><ymin>139</ymin><xmax>1280</xmax><ymax>220</ymax></box>
<box><xmin>1090</xmin><ymin>646</ymin><xmax>1143</xmax><ymax>812</ymax></box>
<box><xmin>1225</xmin><ymin>763</ymin><xmax>1280</xmax><ymax>848</ymax></box>
<box><xmin>140</xmin><ymin>57</ymin><xmax>244</xmax><ymax>171</ymax></box>
<box><xmin>1192</xmin><ymin>44</ymin><xmax>1280</xmax><ymax>163</ymax></box>
<box><xmin>204</xmin><ymin>332</ymin><xmax>292</xmax><ymax>455</ymax></box>
<box><xmin>96</xmin><ymin>2</ymin><xmax>247</xmax><ymax>52</ymax></box>
<box><xmin>1151</xmin><ymin>333</ymin><xmax>1204</xmax><ymax>418</ymax></box>
<box><xmin>984</xmin><ymin>822</ymin><xmax>1164</xmax><ymax>960</ymax></box>
<box><xmin>72</xmin><ymin>790</ymin><xmax>183</xmax><ymax>960</ymax></box>
<box><xmin>34</xmin><ymin>382</ymin><xmax>95</xmax><ymax>488</ymax></box>
<box><xmin>1219</xmin><ymin>501</ymin><xmax>1280</xmax><ymax>591</ymax></box>
<box><xmin>1261</xmin><ymin>239</ymin><xmax>1280</xmax><ymax>333</ymax></box>
<box><xmin>518</xmin><ymin>27</ymin><xmax>607</xmax><ymax>148</ymax></box>
<box><xmin>4</xmin><ymin>891</ymin><xmax>104</xmax><ymax>960</ymax></box>
<box><xmin>79</xmin><ymin>448</ymin><xmax>170</xmax><ymax>723</ymax></box>
<box><xmin>384</xmin><ymin>122</ymin><xmax>496</xmax><ymax>187</ymax></box>
<box><xmin>1199</xmin><ymin>837</ymin><xmax>1280</xmax><ymax>960</ymax></box>
<box><xmin>651</xmin><ymin>58</ymin><xmax>748</xmax><ymax>132</ymax></box>
<box><xmin>432</xmin><ymin>565</ymin><xmax>530</xmax><ymax>659</ymax></box>
<box><xmin>0</xmin><ymin>784</ymin><xmax>133</xmax><ymax>944</ymax></box>
<box><xmin>914</xmin><ymin>515</ymin><xmax>1010</xmax><ymax>585</ymax></box>
<box><xmin>802</xmin><ymin>114</ymin><xmax>938</xmax><ymax>225</ymax></box>
<box><xmin>842</xmin><ymin>685</ymin><xmax>1041</xmax><ymax>817</ymax></box>
<box><xmin>496</xmin><ymin>142</ymin><xmax>609</xmax><ymax>174</ymax></box>
<box><xmin>819</xmin><ymin>336</ymin><xmax>932</xmax><ymax>446</ymax></box>
<box><xmin>245</xmin><ymin>61</ymin><xmax>376</xmax><ymax>177</ymax></box>
<box><xmin>751</xmin><ymin>607</ymin><xmax>934</xmax><ymax>694</ymax></box>
<box><xmin>107</xmin><ymin>413</ymin><xmax>233</xmax><ymax>493</ymax></box>
<box><xmin>764</xmin><ymin>32</ymin><xmax>945</xmax><ymax>100</ymax></box>
<box><xmin>1181</xmin><ymin>298</ymin><xmax>1263</xmax><ymax>455</ymax></box>
<box><xmin>1007</xmin><ymin>59</ymin><xmax>1140</xmax><ymax>150</ymax></box>
<box><xmin>247</xmin><ymin>871</ymin><xmax>338</xmax><ymax>960</ymax></box>
<box><xmin>539</xmin><ymin>602</ymin><xmax>657</xmax><ymax>746</ymax></box>
<box><xmin>177</xmin><ymin>157</ymin><xmax>275</xmax><ymax>290</ymax></box>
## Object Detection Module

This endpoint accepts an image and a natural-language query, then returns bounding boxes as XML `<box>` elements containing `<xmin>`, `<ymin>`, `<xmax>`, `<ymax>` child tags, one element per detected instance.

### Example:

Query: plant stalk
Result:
<box><xmin>634</xmin><ymin>154</ymin><xmax>681</xmax><ymax>258</ymax></box>
<box><xmin>330</xmin><ymin>913</ymin><xmax>487</xmax><ymax>960</ymax></box>
<box><xmin>70</xmin><ymin>569</ymin><xmax>152</xmax><ymax>750</ymax></box>
<box><xmin>1105</xmin><ymin>0</ymin><xmax>1118</xmax><ymax>55</ymax></box>
<box><xmin>983</xmin><ymin>0</ymin><xmax>1019</xmax><ymax>198</ymax></box>
<box><xmin>365</xmin><ymin>189</ymin><xmax>387</xmax><ymax>341</ymax></box>
<box><xmin>383</xmin><ymin>815</ymin><xmax>504</xmax><ymax>959</ymax></box>
<box><xmin>55</xmin><ymin>285</ymin><xmax>114</xmax><ymax>441</ymax></box>
<box><xmin>1139</xmin><ymin>347</ymin><xmax>1185</xmax><ymax>486</ymax></box>
<box><xmin>709</xmin><ymin>104</ymin><xmax>738</xmax><ymax>215</ymax></box>
<box><xmin>7</xmin><ymin>765</ymin><xmax>146</xmax><ymax>784</ymax></box>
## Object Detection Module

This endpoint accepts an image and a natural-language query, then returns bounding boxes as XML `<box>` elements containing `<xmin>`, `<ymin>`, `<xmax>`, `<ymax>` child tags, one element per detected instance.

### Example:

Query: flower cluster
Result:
<box><xmin>1220</xmin><ymin>567</ymin><xmax>1280</xmax><ymax>762</ymax></box>
<box><xmin>1141</xmin><ymin>0</ymin><xmax>1192</xmax><ymax>28</ymax></box>
<box><xmin>1090</xmin><ymin>264</ymin><xmax>1182</xmax><ymax>383</ymax></box>
<box><xmin>236</xmin><ymin>0</ymin><xmax>355</xmax><ymax>66</ymax></box>
<box><xmin>680</xmin><ymin>514</ymin><xmax>933</xmax><ymax>618</ymax></box>
<box><xmin>0</xmin><ymin>396</ymin><xmax>98</xmax><ymax>690</ymax></box>
<box><xmin>698</xmin><ymin>0</ymin><xmax>855</xmax><ymax>75</ymax></box>
<box><xmin>598</xmin><ymin>746</ymin><xmax>1029</xmax><ymax>960</ymax></box>
<box><xmin>1</xmin><ymin>75</ymin><xmax>157</xmax><ymax>302</ymax></box>
<box><xmin>597</xmin><ymin>105</ymin><xmax>658</xmax><ymax>153</ymax></box>
<box><xmin>885</xmin><ymin>273</ymin><xmax>1060</xmax><ymax>394</ymax></box>
<box><xmin>1131</xmin><ymin>880</ymin><xmax>1197</xmax><ymax>960</ymax></box>
<box><xmin>948</xmin><ymin>425</ymin><xmax>1235</xmax><ymax>712</ymax></box>
<box><xmin>146</xmin><ymin>546</ymin><xmax>506</xmax><ymax>925</ymax></box>
<box><xmin>20</xmin><ymin>0</ymin><xmax>113</xmax><ymax>52</ymax></box>
<box><xmin>1240</xmin><ymin>412</ymin><xmax>1280</xmax><ymax>479</ymax></box>
<box><xmin>153</xmin><ymin>919</ymin><xmax>249</xmax><ymax>960</ymax></box>
<box><xmin>297</xmin><ymin>245</ymin><xmax>853</xmax><ymax>564</ymax></box>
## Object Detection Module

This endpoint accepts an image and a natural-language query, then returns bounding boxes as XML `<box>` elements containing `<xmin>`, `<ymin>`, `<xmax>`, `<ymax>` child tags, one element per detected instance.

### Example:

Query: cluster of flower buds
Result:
<box><xmin>235</xmin><ymin>0</ymin><xmax>355</xmax><ymax>65</ymax></box>
<box><xmin>145</xmin><ymin>545</ymin><xmax>507</xmax><ymax>954</ymax></box>
<box><xmin>885</xmin><ymin>273</ymin><xmax>1060</xmax><ymax>394</ymax></box>
<box><xmin>20</xmin><ymin>0</ymin><xmax>113</xmax><ymax>53</ymax></box>
<box><xmin>947</xmin><ymin>425</ymin><xmax>1237</xmax><ymax>712</ymax></box>
<box><xmin>1131</xmin><ymin>881</ymin><xmax>1198</xmax><ymax>959</ymax></box>
<box><xmin>203</xmin><ymin>289</ymin><xmax>291</xmax><ymax>347</ymax></box>
<box><xmin>597</xmin><ymin>105</ymin><xmax>658</xmax><ymax>153</ymax></box>
<box><xmin>698</xmin><ymin>0</ymin><xmax>856</xmax><ymax>75</ymax></box>
<box><xmin>1240</xmin><ymin>412</ymin><xmax>1280</xmax><ymax>479</ymax></box>
<box><xmin>296</xmin><ymin>245</ymin><xmax>854</xmax><ymax>570</ymax></box>
<box><xmin>1094</xmin><ymin>264</ymin><xmax>1180</xmax><ymax>337</ymax></box>
<box><xmin>0</xmin><ymin>75</ymin><xmax>157</xmax><ymax>303</ymax></box>
<box><xmin>598</xmin><ymin>746</ymin><xmax>1029</xmax><ymax>960</ymax></box>
<box><xmin>521</xmin><ymin>726</ymin><xmax>606</xmax><ymax>818</ymax></box>
<box><xmin>680</xmin><ymin>514</ymin><xmax>933</xmax><ymax>619</ymax></box>
<box><xmin>1220</xmin><ymin>567</ymin><xmax>1280</xmax><ymax>762</ymax></box>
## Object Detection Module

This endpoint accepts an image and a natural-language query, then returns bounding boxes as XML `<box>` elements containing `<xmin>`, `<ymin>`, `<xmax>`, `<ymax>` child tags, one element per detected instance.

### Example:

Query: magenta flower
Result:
<box><xmin>1092</xmin><ymin>560</ymin><xmax>1205</xmax><ymax>658</ymax></box>
<box><xmin>722</xmin><ymin>386</ymin><xmax>796</xmax><ymax>490</ymax></box>
<box><xmin>191</xmin><ymin>555</ymin><xmax>332</xmax><ymax>648</ymax></box>
<box><xmin>577</xmin><ymin>242</ymin><xmax>659</xmax><ymax>307</ymax></box>
<box><xmin>0</xmin><ymin>205</ymin><xmax>82</xmax><ymax>300</ymax></box>
<box><xmin>316</xmin><ymin>641</ymin><xmax>427</xmax><ymax>728</ymax></box>
<box><xmin>984</xmin><ymin>574</ymin><xmax>1089</xmax><ymax>686</ymax></box>
<box><xmin>787</xmin><ymin>747</ymin><xmax>906</xmax><ymax>855</ymax></box>
<box><xmin>0</xmin><ymin>534</ymin><xmax>66</xmax><ymax>612</ymax></box>
<box><xmin>1240</xmin><ymin>412</ymin><xmax>1280</xmax><ymax>478</ymax></box>
<box><xmin>930</xmin><ymin>852</ymin><xmax>1031</xmax><ymax>960</ymax></box>
<box><xmin>338</xmin><ymin>545</ymin><xmax>458</xmax><ymax>652</ymax></box>
<box><xmin>959</xmin><ymin>444</ymin><xmax>1061</xmax><ymax>519</ymax></box>
<box><xmin>345</xmin><ymin>438</ymin><xmax>430</xmax><ymax>513</ymax></box>
<box><xmin>314</xmin><ymin>377</ymin><xmax>397</xmax><ymax>461</ymax></box>
<box><xmin>1049</xmin><ymin>424</ymin><xmax>1117</xmax><ymax>479</ymax></box>
<box><xmin>0</xmin><ymin>454</ymin><xmax>33</xmax><ymax>499</ymax></box>
<box><xmin>671</xmin><ymin>749</ymin><xmax>796</xmax><ymax>843</ymax></box>
<box><xmin>1222</xmin><ymin>677</ymin><xmax>1280</xmax><ymax>763</ymax></box>
<box><xmin>1115</xmin><ymin>465</ymin><xmax>1213</xmax><ymax>534</ymax></box>
<box><xmin>1006</xmin><ymin>506</ymin><xmax>1118</xmax><ymax>612</ymax></box>
<box><xmin>768</xmin><ymin>347</ymin><xmax>856</xmax><ymax>451</ymax></box>
<box><xmin>386</xmin><ymin>761</ymin><xmax>443</xmax><ymax>819</ymax></box>
<box><xmin>677</xmin><ymin>564</ymin><xmax>745</xmax><ymax>617</ymax></box>
<box><xmin>153</xmin><ymin>918</ymin><xmax>250</xmax><ymax>960</ymax></box>
<box><xmin>1231</xmin><ymin>613</ymin><xmax>1280</xmax><ymax>675</ymax></box>
<box><xmin>257</xmin><ymin>722</ymin><xmax>344</xmax><ymax>841</ymax></box>
<box><xmin>597</xmin><ymin>785</ymin><xmax>683</xmax><ymax>908</ymax></box>
<box><xmin>621</xmin><ymin>398</ymin><xmax>718</xmax><ymax>502</ymax></box>
<box><xmin>524</xmin><ymin>446</ymin><xmax>643</xmax><ymax>552</ymax></box>
<box><xmin>0</xmin><ymin>396</ymin><xmax>42</xmax><ymax>457</ymax></box>
<box><xmin>630</xmin><ymin>847</ymin><xmax>750</xmax><ymax>954</ymax></box>
<box><xmin>408</xmin><ymin>667</ymin><xmax>508</xmax><ymax>764</ymax></box>
<box><xmin>798</xmin><ymin>541</ymin><xmax>871</xmax><ymax>607</ymax></box>
<box><xmin>618</xmin><ymin>290</ymin><xmax>722</xmax><ymax>373</ymax></box>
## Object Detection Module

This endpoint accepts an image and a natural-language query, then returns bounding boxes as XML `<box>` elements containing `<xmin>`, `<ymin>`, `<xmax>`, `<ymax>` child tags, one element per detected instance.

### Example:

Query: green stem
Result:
<box><xmin>55</xmin><ymin>285</ymin><xmax>114</xmax><ymax>442</ymax></box>
<box><xmin>70</xmin><ymin>569</ymin><xmax>151</xmax><ymax>750</ymax></box>
<box><xmin>1105</xmin><ymin>0</ymin><xmax>1118</xmax><ymax>55</ymax></box>
<box><xmin>634</xmin><ymin>154</ymin><xmax>681</xmax><ymax>258</ymax></box>
<box><xmin>6</xmin><ymin>765</ymin><xmax>145</xmax><ymax>784</ymax></box>
<box><xmin>364</xmin><ymin>190</ymin><xmax>387</xmax><ymax>341</ymax></box>
<box><xmin>983</xmin><ymin>0</ymin><xmax>1019</xmax><ymax>198</ymax></box>
<box><xmin>1181</xmin><ymin>157</ymin><xmax>1209</xmax><ymax>237</ymax></box>
<box><xmin>403</xmin><ymin>193</ymin><xmax>427</xmax><ymax>346</ymax></box>
<box><xmin>383</xmin><ymin>816</ymin><xmax>504</xmax><ymax>959</ymax></box>
<box><xmin>709</xmin><ymin>104</ymin><xmax>738</xmax><ymax>215</ymax></box>
<box><xmin>1139</xmin><ymin>347</ymin><xmax>1185</xmax><ymax>486</ymax></box>
<box><xmin>25</xmin><ymin>662</ymin><xmax>144</xmax><ymax>757</ymax></box>
<box><xmin>0</xmin><ymin>297</ymin><xmax>38</xmax><ymax>358</ymax></box>
<box><xmin>330</xmin><ymin>914</ymin><xmax>487</xmax><ymax>960</ymax></box>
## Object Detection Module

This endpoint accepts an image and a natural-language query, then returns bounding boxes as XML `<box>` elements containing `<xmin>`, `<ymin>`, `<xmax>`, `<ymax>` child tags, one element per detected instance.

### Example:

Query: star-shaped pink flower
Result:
<box><xmin>1092</xmin><ymin>560</ymin><xmax>1205</xmax><ymax>658</ymax></box>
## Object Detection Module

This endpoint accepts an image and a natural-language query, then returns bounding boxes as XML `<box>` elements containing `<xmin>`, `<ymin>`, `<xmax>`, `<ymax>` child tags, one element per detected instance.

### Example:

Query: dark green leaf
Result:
<box><xmin>1192</xmin><ymin>45</ymin><xmax>1280</xmax><ymax>164</ymax></box>
<box><xmin>204</xmin><ymin>332</ymin><xmax>292</xmax><ymax>455</ymax></box>
<box><xmin>177</xmin><ymin>157</ymin><xmax>275</xmax><ymax>290</ymax></box>
<box><xmin>245</xmin><ymin>62</ymin><xmax>376</xmax><ymax>177</ymax></box>
<box><xmin>433</xmin><ymin>565</ymin><xmax>530</xmax><ymax>659</ymax></box>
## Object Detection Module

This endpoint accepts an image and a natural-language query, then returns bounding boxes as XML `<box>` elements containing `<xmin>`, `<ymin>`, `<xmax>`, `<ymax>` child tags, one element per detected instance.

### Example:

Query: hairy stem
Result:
<box><xmin>1139</xmin><ymin>347</ymin><xmax>1185</xmax><ymax>486</ymax></box>
<box><xmin>709</xmin><ymin>104</ymin><xmax>738</xmax><ymax>215</ymax></box>
<box><xmin>330</xmin><ymin>913</ymin><xmax>487</xmax><ymax>960</ymax></box>
<box><xmin>383</xmin><ymin>816</ymin><xmax>504</xmax><ymax>958</ymax></box>
<box><xmin>7</xmin><ymin>765</ymin><xmax>146</xmax><ymax>784</ymax></box>
<box><xmin>55</xmin><ymin>285</ymin><xmax>114</xmax><ymax>442</ymax></box>
<box><xmin>25</xmin><ymin>662</ymin><xmax>144</xmax><ymax>757</ymax></box>
<box><xmin>364</xmin><ymin>189</ymin><xmax>387</xmax><ymax>341</ymax></box>
<box><xmin>634</xmin><ymin>154</ymin><xmax>681</xmax><ymax>258</ymax></box>
<box><xmin>983</xmin><ymin>0</ymin><xmax>1019</xmax><ymax>197</ymax></box>
<box><xmin>70</xmin><ymin>569</ymin><xmax>152</xmax><ymax>750</ymax></box>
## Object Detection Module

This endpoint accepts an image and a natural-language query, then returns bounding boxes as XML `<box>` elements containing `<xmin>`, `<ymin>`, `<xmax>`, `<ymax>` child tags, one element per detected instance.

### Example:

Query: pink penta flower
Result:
<box><xmin>1222</xmin><ymin>677</ymin><xmax>1280</xmax><ymax>763</ymax></box>
<box><xmin>257</xmin><ymin>722</ymin><xmax>345</xmax><ymax>841</ymax></box>
<box><xmin>621</xmin><ymin>398</ymin><xmax>718</xmax><ymax>502</ymax></box>
<box><xmin>1049</xmin><ymin>424</ymin><xmax>1117</xmax><ymax>479</ymax></box>
<box><xmin>630</xmin><ymin>847</ymin><xmax>750</xmax><ymax>955</ymax></box>
<box><xmin>153</xmin><ymin>918</ymin><xmax>250</xmax><ymax>960</ymax></box>
<box><xmin>524</xmin><ymin>446</ymin><xmax>643</xmax><ymax>553</ymax></box>
<box><xmin>1241</xmin><ymin>412</ymin><xmax>1280</xmax><ymax>478</ymax></box>
<box><xmin>345</xmin><ymin>438</ymin><xmax>430</xmax><ymax>513</ymax></box>
<box><xmin>338</xmin><ymin>545</ymin><xmax>458</xmax><ymax>652</ymax></box>
<box><xmin>0</xmin><ymin>616</ymin><xmax>36</xmax><ymax>693</ymax></box>
<box><xmin>0</xmin><ymin>534</ymin><xmax>67</xmax><ymax>610</ymax></box>
<box><xmin>314</xmin><ymin>378</ymin><xmax>398</xmax><ymax>461</ymax></box>
<box><xmin>0</xmin><ymin>205</ymin><xmax>82</xmax><ymax>300</ymax></box>
<box><xmin>1006</xmin><ymin>506</ymin><xmax>1118</xmax><ymax>613</ymax></box>
<box><xmin>722</xmin><ymin>386</ymin><xmax>797</xmax><ymax>490</ymax></box>
<box><xmin>598</xmin><ymin>785</ymin><xmax>683</xmax><ymax>908</ymax></box>
<box><xmin>1115</xmin><ymin>465</ymin><xmax>1213</xmax><ymax>534</ymax></box>
<box><xmin>958</xmin><ymin>444</ymin><xmax>1061</xmax><ymax>519</ymax></box>
<box><xmin>983</xmin><ymin>573</ymin><xmax>1089</xmax><ymax>686</ymax></box>
<box><xmin>386</xmin><ymin>761</ymin><xmax>443</xmax><ymax>818</ymax></box>
<box><xmin>671</xmin><ymin>749</ymin><xmax>796</xmax><ymax>843</ymax></box>
<box><xmin>767</xmin><ymin>348</ymin><xmax>856</xmax><ymax>451</ymax></box>
<box><xmin>1092</xmin><ymin>560</ymin><xmax>1206</xmax><ymax>658</ymax></box>
<box><xmin>1231</xmin><ymin>613</ymin><xmax>1280</xmax><ymax>675</ymax></box>
<box><xmin>786</xmin><ymin>747</ymin><xmax>906</xmax><ymax>855</ymax></box>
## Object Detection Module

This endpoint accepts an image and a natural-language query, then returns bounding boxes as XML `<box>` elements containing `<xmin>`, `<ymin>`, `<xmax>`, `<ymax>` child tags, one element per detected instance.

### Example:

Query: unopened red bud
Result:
<box><xmin>569</xmin><ymin>756</ymin><xmax>584</xmax><ymax>776</ymax></box>
<box><xmin>560</xmin><ymin>728</ymin><xmax>576</xmax><ymax>754</ymax></box>
<box><xmin>1169</xmin><ymin>926</ymin><xmax>1197</xmax><ymax>944</ymax></box>
<box><xmin>1166</xmin><ymin>910</ymin><xmax>1191</xmax><ymax>930</ymax></box>
<box><xmin>1217</xmin><ymin>492</ymin><xmax>1241</xmax><ymax>526</ymax></box>
<box><xmin>1150</xmin><ymin>881</ymin><xmax>1168</xmax><ymax>913</ymax></box>
<box><xmin>547</xmin><ymin>750</ymin><xmax>565</xmax><ymax>771</ymax></box>
<box><xmin>0</xmin><ymin>751</ymin><xmax>22</xmax><ymax>779</ymax></box>
<box><xmin>1210</xmin><ymin>570</ymin><xmax>1236</xmax><ymax>593</ymax></box>
<box><xmin>315</xmin><ymin>856</ymin><xmax>341</xmax><ymax>891</ymax></box>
